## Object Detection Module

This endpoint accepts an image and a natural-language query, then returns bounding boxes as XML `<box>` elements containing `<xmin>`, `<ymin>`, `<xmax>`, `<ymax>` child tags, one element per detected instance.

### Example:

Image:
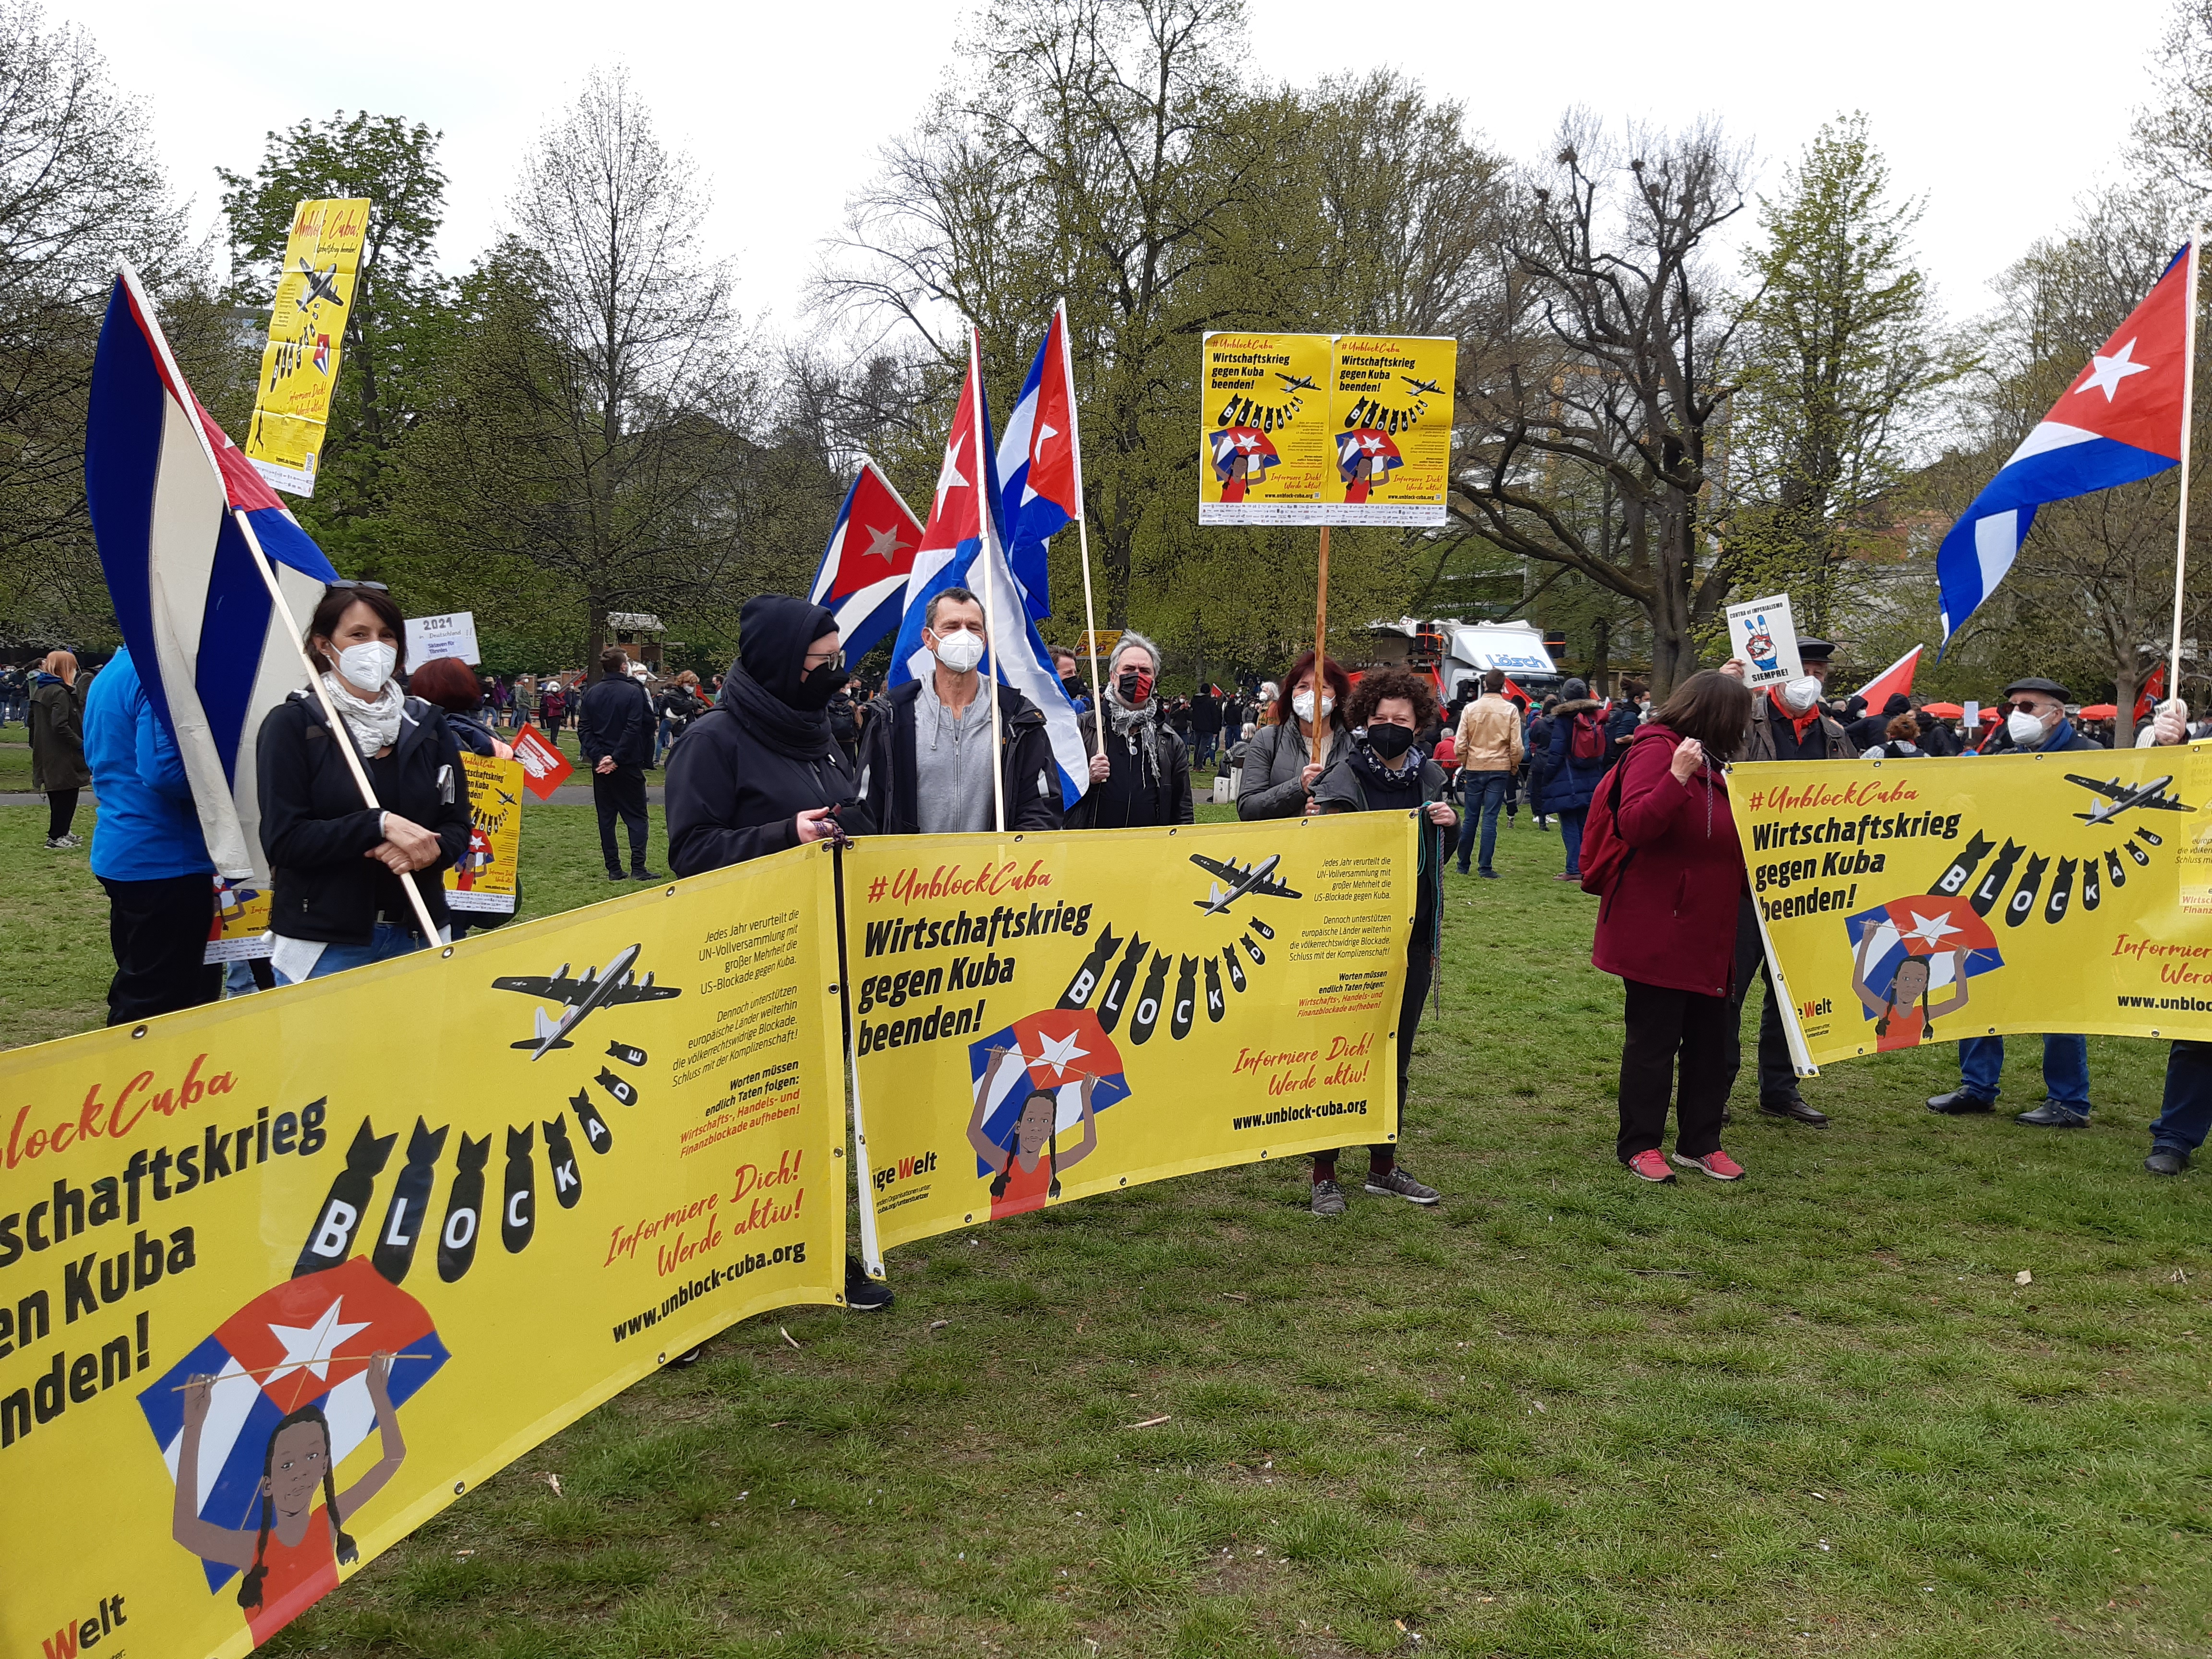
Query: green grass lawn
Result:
<box><xmin>5</xmin><ymin>787</ymin><xmax>2210</xmax><ymax>1656</ymax></box>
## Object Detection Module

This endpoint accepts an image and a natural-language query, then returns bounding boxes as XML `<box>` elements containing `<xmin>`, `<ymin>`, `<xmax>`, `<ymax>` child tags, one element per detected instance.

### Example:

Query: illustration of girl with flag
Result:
<box><xmin>172</xmin><ymin>1353</ymin><xmax>407</xmax><ymax>1646</ymax></box>
<box><xmin>1845</xmin><ymin>891</ymin><xmax>1999</xmax><ymax>1052</ymax></box>
<box><xmin>1850</xmin><ymin>932</ymin><xmax>1973</xmax><ymax>1051</ymax></box>
<box><xmin>964</xmin><ymin>1011</ymin><xmax>1120</xmax><ymax>1219</ymax></box>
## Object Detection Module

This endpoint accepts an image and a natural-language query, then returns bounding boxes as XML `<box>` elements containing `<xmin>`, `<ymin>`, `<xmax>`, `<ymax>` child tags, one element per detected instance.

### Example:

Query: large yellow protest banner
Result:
<box><xmin>0</xmin><ymin>846</ymin><xmax>844</xmax><ymax>1659</ymax></box>
<box><xmin>1733</xmin><ymin>748</ymin><xmax>2212</xmax><ymax>1072</ymax></box>
<box><xmin>1198</xmin><ymin>332</ymin><xmax>1335</xmax><ymax>523</ymax></box>
<box><xmin>243</xmin><ymin>198</ymin><xmax>370</xmax><ymax>496</ymax></box>
<box><xmin>844</xmin><ymin>816</ymin><xmax>1416</xmax><ymax>1260</ymax></box>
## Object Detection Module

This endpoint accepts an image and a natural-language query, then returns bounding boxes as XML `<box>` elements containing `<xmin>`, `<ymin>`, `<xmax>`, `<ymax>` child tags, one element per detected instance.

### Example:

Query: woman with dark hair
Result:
<box><xmin>1590</xmin><ymin>670</ymin><xmax>1754</xmax><ymax>1184</ymax></box>
<box><xmin>256</xmin><ymin>585</ymin><xmax>470</xmax><ymax>984</ymax></box>
<box><xmin>407</xmin><ymin>657</ymin><xmax>513</xmax><ymax>760</ymax></box>
<box><xmin>173</xmin><ymin>1353</ymin><xmax>405</xmax><ymax>1644</ymax></box>
<box><xmin>1237</xmin><ymin>649</ymin><xmax>1351</xmax><ymax>820</ymax></box>
<box><xmin>966</xmin><ymin>1041</ymin><xmax>1102</xmax><ymax>1219</ymax></box>
<box><xmin>1305</xmin><ymin>669</ymin><xmax>1459</xmax><ymax>1216</ymax></box>
<box><xmin>1852</xmin><ymin>933</ymin><xmax>1972</xmax><ymax>1052</ymax></box>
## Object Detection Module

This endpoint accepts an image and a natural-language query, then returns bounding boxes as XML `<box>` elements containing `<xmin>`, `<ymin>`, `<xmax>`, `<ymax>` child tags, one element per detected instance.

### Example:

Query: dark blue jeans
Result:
<box><xmin>1455</xmin><ymin>771</ymin><xmax>1512</xmax><ymax>872</ymax></box>
<box><xmin>1558</xmin><ymin>807</ymin><xmax>1587</xmax><ymax>876</ymax></box>
<box><xmin>1957</xmin><ymin>1034</ymin><xmax>2091</xmax><ymax>1112</ymax></box>
<box><xmin>2150</xmin><ymin>1041</ymin><xmax>2212</xmax><ymax>1153</ymax></box>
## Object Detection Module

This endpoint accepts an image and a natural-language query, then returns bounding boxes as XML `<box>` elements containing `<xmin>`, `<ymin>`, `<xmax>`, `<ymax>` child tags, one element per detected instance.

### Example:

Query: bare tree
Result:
<box><xmin>1454</xmin><ymin>117</ymin><xmax>1749</xmax><ymax>695</ymax></box>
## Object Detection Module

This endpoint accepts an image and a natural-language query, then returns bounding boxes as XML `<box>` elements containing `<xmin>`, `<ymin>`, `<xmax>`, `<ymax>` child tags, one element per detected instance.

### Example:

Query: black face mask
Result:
<box><xmin>1364</xmin><ymin>721</ymin><xmax>1415</xmax><ymax>759</ymax></box>
<box><xmin>792</xmin><ymin>661</ymin><xmax>842</xmax><ymax>711</ymax></box>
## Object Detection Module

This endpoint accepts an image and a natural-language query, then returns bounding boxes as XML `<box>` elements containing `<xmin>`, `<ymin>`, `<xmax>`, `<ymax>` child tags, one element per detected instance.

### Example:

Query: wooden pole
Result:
<box><xmin>233</xmin><ymin>508</ymin><xmax>443</xmax><ymax>945</ymax></box>
<box><xmin>2169</xmin><ymin>228</ymin><xmax>2202</xmax><ymax>711</ymax></box>
<box><xmin>1311</xmin><ymin>524</ymin><xmax>1332</xmax><ymax>771</ymax></box>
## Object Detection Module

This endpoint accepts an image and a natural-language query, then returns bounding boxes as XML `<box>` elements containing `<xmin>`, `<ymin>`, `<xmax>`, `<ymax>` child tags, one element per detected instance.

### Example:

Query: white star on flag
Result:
<box><xmin>1032</xmin><ymin>421</ymin><xmax>1058</xmax><ymax>463</ymax></box>
<box><xmin>1234</xmin><ymin>432</ymin><xmax>1260</xmax><ymax>453</ymax></box>
<box><xmin>264</xmin><ymin>1297</ymin><xmax>372</xmax><ymax>1387</ymax></box>
<box><xmin>2076</xmin><ymin>337</ymin><xmax>2152</xmax><ymax>402</ymax></box>
<box><xmin>861</xmin><ymin>522</ymin><xmax>904</xmax><ymax>563</ymax></box>
<box><xmin>1901</xmin><ymin>909</ymin><xmax>1963</xmax><ymax>948</ymax></box>
<box><xmin>933</xmin><ymin>435</ymin><xmax>969</xmax><ymax>517</ymax></box>
<box><xmin>1360</xmin><ymin>434</ymin><xmax>1386</xmax><ymax>454</ymax></box>
<box><xmin>1034</xmin><ymin>1028</ymin><xmax>1090</xmax><ymax>1080</ymax></box>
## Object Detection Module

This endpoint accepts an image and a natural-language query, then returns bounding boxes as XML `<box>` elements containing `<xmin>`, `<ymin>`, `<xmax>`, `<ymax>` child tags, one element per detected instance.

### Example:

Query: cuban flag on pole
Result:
<box><xmin>807</xmin><ymin>458</ymin><xmax>926</xmax><ymax>659</ymax></box>
<box><xmin>1937</xmin><ymin>244</ymin><xmax>2193</xmax><ymax>649</ymax></box>
<box><xmin>995</xmin><ymin>299</ymin><xmax>1083</xmax><ymax>620</ymax></box>
<box><xmin>86</xmin><ymin>266</ymin><xmax>339</xmax><ymax>881</ymax></box>
<box><xmin>888</xmin><ymin>325</ymin><xmax>1087</xmax><ymax>807</ymax></box>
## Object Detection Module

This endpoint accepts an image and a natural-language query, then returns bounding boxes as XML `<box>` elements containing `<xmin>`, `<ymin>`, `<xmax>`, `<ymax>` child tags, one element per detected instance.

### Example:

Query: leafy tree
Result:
<box><xmin>217</xmin><ymin>111</ymin><xmax>452</xmax><ymax>565</ymax></box>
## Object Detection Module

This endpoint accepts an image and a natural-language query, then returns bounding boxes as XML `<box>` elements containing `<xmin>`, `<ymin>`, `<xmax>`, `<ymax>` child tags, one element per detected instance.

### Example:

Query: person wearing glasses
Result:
<box><xmin>257</xmin><ymin>583</ymin><xmax>470</xmax><ymax>984</ymax></box>
<box><xmin>1926</xmin><ymin>675</ymin><xmax>2101</xmax><ymax>1128</ymax></box>
<box><xmin>661</xmin><ymin>592</ymin><xmax>890</xmax><ymax>1320</ymax></box>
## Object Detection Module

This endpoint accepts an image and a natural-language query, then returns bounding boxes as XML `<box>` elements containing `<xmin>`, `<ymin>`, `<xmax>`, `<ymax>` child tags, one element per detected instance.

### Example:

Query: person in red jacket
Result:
<box><xmin>1590</xmin><ymin>670</ymin><xmax>1754</xmax><ymax>1184</ymax></box>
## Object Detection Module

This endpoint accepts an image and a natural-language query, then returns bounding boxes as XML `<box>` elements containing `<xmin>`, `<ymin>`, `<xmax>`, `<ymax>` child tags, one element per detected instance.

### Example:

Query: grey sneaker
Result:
<box><xmin>2146</xmin><ymin>1147</ymin><xmax>2190</xmax><ymax>1176</ymax></box>
<box><xmin>1310</xmin><ymin>1178</ymin><xmax>1347</xmax><ymax>1218</ymax></box>
<box><xmin>1365</xmin><ymin>1164</ymin><xmax>1441</xmax><ymax>1205</ymax></box>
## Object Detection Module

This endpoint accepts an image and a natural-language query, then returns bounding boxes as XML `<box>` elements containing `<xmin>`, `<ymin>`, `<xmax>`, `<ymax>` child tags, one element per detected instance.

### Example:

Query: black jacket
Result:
<box><xmin>579</xmin><ymin>675</ymin><xmax>654</xmax><ymax>768</ymax></box>
<box><xmin>666</xmin><ymin>705</ymin><xmax>874</xmax><ymax>873</ymax></box>
<box><xmin>856</xmin><ymin>679</ymin><xmax>1065</xmax><ymax>834</ymax></box>
<box><xmin>1070</xmin><ymin>709</ymin><xmax>1193</xmax><ymax>828</ymax></box>
<box><xmin>257</xmin><ymin>691</ymin><xmax>470</xmax><ymax>943</ymax></box>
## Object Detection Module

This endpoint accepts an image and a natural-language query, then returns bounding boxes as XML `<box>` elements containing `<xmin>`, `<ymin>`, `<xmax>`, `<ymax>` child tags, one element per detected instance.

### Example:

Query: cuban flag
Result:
<box><xmin>995</xmin><ymin>299</ymin><xmax>1083</xmax><ymax>620</ymax></box>
<box><xmin>1844</xmin><ymin>895</ymin><xmax>2002</xmax><ymax>1020</ymax></box>
<box><xmin>808</xmin><ymin>458</ymin><xmax>927</xmax><ymax>659</ymax></box>
<box><xmin>888</xmin><ymin>324</ymin><xmax>1088</xmax><ymax>807</ymax></box>
<box><xmin>1337</xmin><ymin>427</ymin><xmax>1404</xmax><ymax>502</ymax></box>
<box><xmin>87</xmin><ymin>266</ymin><xmax>340</xmax><ymax>881</ymax></box>
<box><xmin>967</xmin><ymin>1007</ymin><xmax>1130</xmax><ymax>1177</ymax></box>
<box><xmin>137</xmin><ymin>1258</ymin><xmax>449</xmax><ymax>1593</ymax></box>
<box><xmin>1938</xmin><ymin>243</ymin><xmax>2193</xmax><ymax>649</ymax></box>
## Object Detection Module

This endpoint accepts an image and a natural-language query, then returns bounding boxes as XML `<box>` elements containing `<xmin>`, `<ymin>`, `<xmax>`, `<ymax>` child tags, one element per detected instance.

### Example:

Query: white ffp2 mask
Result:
<box><xmin>1292</xmin><ymin>688</ymin><xmax>1334</xmax><ymax>722</ymax></box>
<box><xmin>2008</xmin><ymin>709</ymin><xmax>2046</xmax><ymax>746</ymax></box>
<box><xmin>1781</xmin><ymin>676</ymin><xmax>1821</xmax><ymax>713</ymax></box>
<box><xmin>932</xmin><ymin>630</ymin><xmax>985</xmax><ymax>673</ymax></box>
<box><xmin>337</xmin><ymin>640</ymin><xmax>397</xmax><ymax>691</ymax></box>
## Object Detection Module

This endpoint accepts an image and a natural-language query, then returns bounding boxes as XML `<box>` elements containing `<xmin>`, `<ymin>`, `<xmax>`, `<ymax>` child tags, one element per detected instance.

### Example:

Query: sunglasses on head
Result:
<box><xmin>326</xmin><ymin>578</ymin><xmax>390</xmax><ymax>593</ymax></box>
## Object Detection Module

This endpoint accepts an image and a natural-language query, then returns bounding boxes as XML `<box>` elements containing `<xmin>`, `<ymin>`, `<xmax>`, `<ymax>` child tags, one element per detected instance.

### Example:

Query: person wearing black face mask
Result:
<box><xmin>665</xmin><ymin>594</ymin><xmax>878</xmax><ymax>874</ymax></box>
<box><xmin>1069</xmin><ymin>633</ymin><xmax>1192</xmax><ymax>828</ymax></box>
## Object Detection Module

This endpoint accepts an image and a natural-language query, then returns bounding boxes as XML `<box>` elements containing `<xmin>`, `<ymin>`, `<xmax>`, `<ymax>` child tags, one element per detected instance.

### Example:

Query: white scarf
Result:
<box><xmin>321</xmin><ymin>672</ymin><xmax>404</xmax><ymax>758</ymax></box>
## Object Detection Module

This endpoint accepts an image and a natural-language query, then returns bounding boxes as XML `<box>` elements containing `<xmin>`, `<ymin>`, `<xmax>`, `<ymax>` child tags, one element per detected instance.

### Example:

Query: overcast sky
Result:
<box><xmin>53</xmin><ymin>0</ymin><xmax>2178</xmax><ymax>336</ymax></box>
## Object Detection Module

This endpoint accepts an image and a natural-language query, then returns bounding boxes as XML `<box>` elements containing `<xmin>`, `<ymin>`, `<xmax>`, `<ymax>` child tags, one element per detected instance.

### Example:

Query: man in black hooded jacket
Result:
<box><xmin>665</xmin><ymin>594</ymin><xmax>875</xmax><ymax>874</ymax></box>
<box><xmin>660</xmin><ymin>593</ymin><xmax>890</xmax><ymax>1320</ymax></box>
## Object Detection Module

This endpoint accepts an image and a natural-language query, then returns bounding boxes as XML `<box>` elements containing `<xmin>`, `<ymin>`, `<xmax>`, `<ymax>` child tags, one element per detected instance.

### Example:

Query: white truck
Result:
<box><xmin>1436</xmin><ymin>621</ymin><xmax>1561</xmax><ymax>699</ymax></box>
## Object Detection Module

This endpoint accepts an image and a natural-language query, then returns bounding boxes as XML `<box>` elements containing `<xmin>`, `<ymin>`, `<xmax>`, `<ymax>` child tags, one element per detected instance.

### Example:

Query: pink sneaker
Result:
<box><xmin>1671</xmin><ymin>1149</ymin><xmax>1745</xmax><ymax>1181</ymax></box>
<box><xmin>1625</xmin><ymin>1148</ymin><xmax>1676</xmax><ymax>1183</ymax></box>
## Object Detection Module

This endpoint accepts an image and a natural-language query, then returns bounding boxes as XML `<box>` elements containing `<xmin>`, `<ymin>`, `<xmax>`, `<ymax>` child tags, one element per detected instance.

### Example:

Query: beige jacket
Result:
<box><xmin>1454</xmin><ymin>694</ymin><xmax>1525</xmax><ymax>772</ymax></box>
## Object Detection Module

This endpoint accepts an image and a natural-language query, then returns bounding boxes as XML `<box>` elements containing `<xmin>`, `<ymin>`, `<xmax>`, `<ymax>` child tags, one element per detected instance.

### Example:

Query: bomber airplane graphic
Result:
<box><xmin>1274</xmin><ymin>371</ymin><xmax>1318</xmax><ymax>393</ymax></box>
<box><xmin>491</xmin><ymin>942</ymin><xmax>679</xmax><ymax>1058</ymax></box>
<box><xmin>2065</xmin><ymin>773</ymin><xmax>2192</xmax><ymax>827</ymax></box>
<box><xmin>1401</xmin><ymin>374</ymin><xmax>1443</xmax><ymax>396</ymax></box>
<box><xmin>294</xmin><ymin>258</ymin><xmax>343</xmax><ymax>311</ymax></box>
<box><xmin>1190</xmin><ymin>852</ymin><xmax>1301</xmax><ymax>915</ymax></box>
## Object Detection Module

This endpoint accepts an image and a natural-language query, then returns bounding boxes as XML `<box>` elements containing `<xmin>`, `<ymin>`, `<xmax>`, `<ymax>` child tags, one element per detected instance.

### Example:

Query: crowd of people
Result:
<box><xmin>14</xmin><ymin>596</ymin><xmax>2206</xmax><ymax>1236</ymax></box>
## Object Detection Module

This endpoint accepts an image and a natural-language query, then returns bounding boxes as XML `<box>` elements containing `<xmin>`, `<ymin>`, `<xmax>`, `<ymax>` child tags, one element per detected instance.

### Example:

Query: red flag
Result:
<box><xmin>1852</xmin><ymin>645</ymin><xmax>1922</xmax><ymax>712</ymax></box>
<box><xmin>511</xmin><ymin>723</ymin><xmax>574</xmax><ymax>800</ymax></box>
<box><xmin>1501</xmin><ymin>674</ymin><xmax>1529</xmax><ymax>708</ymax></box>
<box><xmin>2136</xmin><ymin>661</ymin><xmax>2166</xmax><ymax>723</ymax></box>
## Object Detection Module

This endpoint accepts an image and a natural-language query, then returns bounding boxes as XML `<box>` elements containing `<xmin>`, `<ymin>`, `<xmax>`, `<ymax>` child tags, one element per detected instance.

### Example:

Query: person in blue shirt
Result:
<box><xmin>84</xmin><ymin>646</ymin><xmax>223</xmax><ymax>1023</ymax></box>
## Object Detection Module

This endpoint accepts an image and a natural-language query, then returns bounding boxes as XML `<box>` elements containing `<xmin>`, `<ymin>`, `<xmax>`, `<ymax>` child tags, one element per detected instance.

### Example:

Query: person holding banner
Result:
<box><xmin>1238</xmin><ymin>652</ymin><xmax>1350</xmax><ymax>820</ymax></box>
<box><xmin>257</xmin><ymin>586</ymin><xmax>470</xmax><ymax>984</ymax></box>
<box><xmin>1306</xmin><ymin>670</ymin><xmax>1457</xmax><ymax>1215</ymax></box>
<box><xmin>1070</xmin><ymin>633</ymin><xmax>1192</xmax><ymax>829</ymax></box>
<box><xmin>854</xmin><ymin>588</ymin><xmax>1064</xmax><ymax>834</ymax></box>
<box><xmin>1590</xmin><ymin>671</ymin><xmax>1755</xmax><ymax>1183</ymax></box>
<box><xmin>2138</xmin><ymin>700</ymin><xmax>2212</xmax><ymax>1174</ymax></box>
<box><xmin>82</xmin><ymin>643</ymin><xmax>222</xmax><ymax>1023</ymax></box>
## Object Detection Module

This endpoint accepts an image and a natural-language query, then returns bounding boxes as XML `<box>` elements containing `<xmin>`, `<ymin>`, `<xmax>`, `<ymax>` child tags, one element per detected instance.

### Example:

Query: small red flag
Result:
<box><xmin>510</xmin><ymin>723</ymin><xmax>574</xmax><ymax>799</ymax></box>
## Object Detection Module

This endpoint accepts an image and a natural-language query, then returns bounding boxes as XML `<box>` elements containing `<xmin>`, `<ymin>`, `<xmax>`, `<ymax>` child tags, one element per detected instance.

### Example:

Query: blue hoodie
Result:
<box><xmin>85</xmin><ymin>647</ymin><xmax>215</xmax><ymax>882</ymax></box>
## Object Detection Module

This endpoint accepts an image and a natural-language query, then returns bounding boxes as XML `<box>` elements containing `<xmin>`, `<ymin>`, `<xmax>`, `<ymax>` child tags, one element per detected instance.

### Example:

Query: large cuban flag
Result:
<box><xmin>888</xmin><ymin>325</ymin><xmax>1087</xmax><ymax>807</ymax></box>
<box><xmin>1937</xmin><ymin>244</ymin><xmax>2193</xmax><ymax>649</ymax></box>
<box><xmin>995</xmin><ymin>299</ymin><xmax>1084</xmax><ymax>621</ymax></box>
<box><xmin>87</xmin><ymin>266</ymin><xmax>340</xmax><ymax>880</ymax></box>
<box><xmin>1843</xmin><ymin>894</ymin><xmax>2003</xmax><ymax>1019</ymax></box>
<box><xmin>137</xmin><ymin>1258</ymin><xmax>449</xmax><ymax>1594</ymax></box>
<box><xmin>967</xmin><ymin>1007</ymin><xmax>1130</xmax><ymax>1178</ymax></box>
<box><xmin>807</xmin><ymin>458</ymin><xmax>926</xmax><ymax>659</ymax></box>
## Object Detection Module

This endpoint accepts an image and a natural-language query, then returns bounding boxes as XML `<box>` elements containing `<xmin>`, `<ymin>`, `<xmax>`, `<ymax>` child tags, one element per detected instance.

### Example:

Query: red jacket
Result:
<box><xmin>1590</xmin><ymin>722</ymin><xmax>1747</xmax><ymax>997</ymax></box>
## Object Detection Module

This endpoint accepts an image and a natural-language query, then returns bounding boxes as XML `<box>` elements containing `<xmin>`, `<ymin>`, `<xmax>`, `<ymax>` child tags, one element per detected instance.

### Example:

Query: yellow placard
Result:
<box><xmin>243</xmin><ymin>198</ymin><xmax>371</xmax><ymax>497</ymax></box>
<box><xmin>845</xmin><ymin>816</ymin><xmax>1414</xmax><ymax>1257</ymax></box>
<box><xmin>445</xmin><ymin>754</ymin><xmax>525</xmax><ymax>914</ymax></box>
<box><xmin>1198</xmin><ymin>332</ymin><xmax>1335</xmax><ymax>524</ymax></box>
<box><xmin>205</xmin><ymin>876</ymin><xmax>272</xmax><ymax>963</ymax></box>
<box><xmin>0</xmin><ymin>846</ymin><xmax>844</xmax><ymax>1659</ymax></box>
<box><xmin>1327</xmin><ymin>334</ymin><xmax>1456</xmax><ymax>525</ymax></box>
<box><xmin>1733</xmin><ymin>749</ymin><xmax>2212</xmax><ymax>1071</ymax></box>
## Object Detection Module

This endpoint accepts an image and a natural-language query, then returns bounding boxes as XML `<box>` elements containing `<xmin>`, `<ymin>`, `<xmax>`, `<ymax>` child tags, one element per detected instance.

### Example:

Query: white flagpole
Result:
<box><xmin>2169</xmin><ymin>228</ymin><xmax>2202</xmax><ymax>707</ymax></box>
<box><xmin>971</xmin><ymin>325</ymin><xmax>1009</xmax><ymax>833</ymax></box>
<box><xmin>233</xmin><ymin>508</ymin><xmax>443</xmax><ymax>946</ymax></box>
<box><xmin>1061</xmin><ymin>299</ymin><xmax>1106</xmax><ymax>761</ymax></box>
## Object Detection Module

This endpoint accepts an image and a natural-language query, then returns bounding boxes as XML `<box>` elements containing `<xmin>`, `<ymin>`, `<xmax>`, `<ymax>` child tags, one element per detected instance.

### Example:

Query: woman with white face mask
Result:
<box><xmin>1236</xmin><ymin>650</ymin><xmax>1350</xmax><ymax>820</ymax></box>
<box><xmin>255</xmin><ymin>584</ymin><xmax>471</xmax><ymax>984</ymax></box>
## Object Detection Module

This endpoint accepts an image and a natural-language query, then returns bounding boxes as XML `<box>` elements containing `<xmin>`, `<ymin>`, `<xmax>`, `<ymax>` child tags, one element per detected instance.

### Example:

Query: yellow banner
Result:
<box><xmin>0</xmin><ymin>846</ymin><xmax>844</xmax><ymax>1659</ymax></box>
<box><xmin>1198</xmin><ymin>332</ymin><xmax>1335</xmax><ymax>524</ymax></box>
<box><xmin>243</xmin><ymin>198</ymin><xmax>371</xmax><ymax>496</ymax></box>
<box><xmin>1326</xmin><ymin>334</ymin><xmax>1456</xmax><ymax>526</ymax></box>
<box><xmin>205</xmin><ymin>877</ymin><xmax>272</xmax><ymax>963</ymax></box>
<box><xmin>1734</xmin><ymin>747</ymin><xmax>2212</xmax><ymax>1071</ymax></box>
<box><xmin>446</xmin><ymin>754</ymin><xmax>525</xmax><ymax>914</ymax></box>
<box><xmin>845</xmin><ymin>817</ymin><xmax>1415</xmax><ymax>1259</ymax></box>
